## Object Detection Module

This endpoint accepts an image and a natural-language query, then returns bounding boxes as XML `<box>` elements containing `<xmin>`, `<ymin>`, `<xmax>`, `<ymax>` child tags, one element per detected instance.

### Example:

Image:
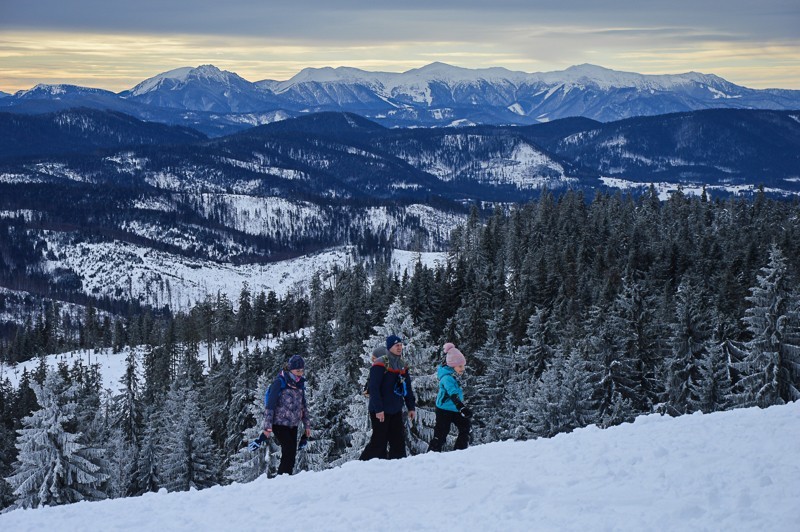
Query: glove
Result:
<box><xmin>248</xmin><ymin>431</ymin><xmax>269</xmax><ymax>451</ymax></box>
<box><xmin>459</xmin><ymin>406</ymin><xmax>473</xmax><ymax>419</ymax></box>
<box><xmin>298</xmin><ymin>434</ymin><xmax>308</xmax><ymax>451</ymax></box>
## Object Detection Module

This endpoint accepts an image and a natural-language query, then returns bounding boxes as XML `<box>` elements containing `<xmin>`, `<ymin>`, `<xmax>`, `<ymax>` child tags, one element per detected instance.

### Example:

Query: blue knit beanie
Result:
<box><xmin>385</xmin><ymin>335</ymin><xmax>403</xmax><ymax>350</ymax></box>
<box><xmin>288</xmin><ymin>355</ymin><xmax>305</xmax><ymax>370</ymax></box>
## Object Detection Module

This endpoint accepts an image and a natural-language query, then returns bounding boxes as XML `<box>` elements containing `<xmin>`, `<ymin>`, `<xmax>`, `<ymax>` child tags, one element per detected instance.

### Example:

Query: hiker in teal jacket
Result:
<box><xmin>428</xmin><ymin>343</ymin><xmax>471</xmax><ymax>452</ymax></box>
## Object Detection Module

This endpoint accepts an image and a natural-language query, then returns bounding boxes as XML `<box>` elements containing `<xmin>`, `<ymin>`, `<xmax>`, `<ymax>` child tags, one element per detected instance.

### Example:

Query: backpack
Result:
<box><xmin>264</xmin><ymin>373</ymin><xmax>287</xmax><ymax>408</ymax></box>
<box><xmin>364</xmin><ymin>355</ymin><xmax>410</xmax><ymax>397</ymax></box>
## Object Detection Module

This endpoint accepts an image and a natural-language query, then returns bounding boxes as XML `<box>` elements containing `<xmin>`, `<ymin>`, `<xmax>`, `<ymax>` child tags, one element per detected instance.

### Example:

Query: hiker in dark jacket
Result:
<box><xmin>428</xmin><ymin>343</ymin><xmax>471</xmax><ymax>452</ymax></box>
<box><xmin>360</xmin><ymin>335</ymin><xmax>416</xmax><ymax>460</ymax></box>
<box><xmin>262</xmin><ymin>354</ymin><xmax>311</xmax><ymax>475</ymax></box>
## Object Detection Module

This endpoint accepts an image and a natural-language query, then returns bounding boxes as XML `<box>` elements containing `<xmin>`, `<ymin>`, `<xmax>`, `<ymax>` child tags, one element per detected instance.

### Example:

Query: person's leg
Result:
<box><xmin>452</xmin><ymin>411</ymin><xmax>471</xmax><ymax>450</ymax></box>
<box><xmin>428</xmin><ymin>408</ymin><xmax>454</xmax><ymax>452</ymax></box>
<box><xmin>360</xmin><ymin>412</ymin><xmax>389</xmax><ymax>460</ymax></box>
<box><xmin>273</xmin><ymin>425</ymin><xmax>298</xmax><ymax>474</ymax></box>
<box><xmin>386</xmin><ymin>412</ymin><xmax>407</xmax><ymax>459</ymax></box>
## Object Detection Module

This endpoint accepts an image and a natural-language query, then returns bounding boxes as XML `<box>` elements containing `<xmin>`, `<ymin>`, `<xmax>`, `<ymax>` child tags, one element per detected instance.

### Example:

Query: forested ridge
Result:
<box><xmin>1</xmin><ymin>188</ymin><xmax>798</xmax><ymax>510</ymax></box>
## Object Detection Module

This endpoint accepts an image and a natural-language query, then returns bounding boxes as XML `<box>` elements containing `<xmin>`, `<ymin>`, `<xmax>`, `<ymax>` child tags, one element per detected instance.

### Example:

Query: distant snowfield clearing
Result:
<box><xmin>40</xmin><ymin>244</ymin><xmax>446</xmax><ymax>311</ymax></box>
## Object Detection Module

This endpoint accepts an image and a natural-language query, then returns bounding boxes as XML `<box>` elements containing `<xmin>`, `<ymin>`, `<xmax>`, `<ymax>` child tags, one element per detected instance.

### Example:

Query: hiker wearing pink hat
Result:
<box><xmin>427</xmin><ymin>343</ymin><xmax>472</xmax><ymax>452</ymax></box>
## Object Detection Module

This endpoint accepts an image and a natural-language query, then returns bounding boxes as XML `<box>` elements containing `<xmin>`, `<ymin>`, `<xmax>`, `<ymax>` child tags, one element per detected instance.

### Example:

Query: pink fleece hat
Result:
<box><xmin>444</xmin><ymin>342</ymin><xmax>466</xmax><ymax>367</ymax></box>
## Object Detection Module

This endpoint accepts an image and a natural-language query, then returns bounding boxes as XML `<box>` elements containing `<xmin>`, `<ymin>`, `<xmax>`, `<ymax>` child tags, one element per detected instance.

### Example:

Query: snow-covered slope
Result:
<box><xmin>40</xmin><ymin>243</ymin><xmax>446</xmax><ymax>311</ymax></box>
<box><xmin>389</xmin><ymin>133</ymin><xmax>575</xmax><ymax>189</ymax></box>
<box><xmin>1</xmin><ymin>402</ymin><xmax>797</xmax><ymax>531</ymax></box>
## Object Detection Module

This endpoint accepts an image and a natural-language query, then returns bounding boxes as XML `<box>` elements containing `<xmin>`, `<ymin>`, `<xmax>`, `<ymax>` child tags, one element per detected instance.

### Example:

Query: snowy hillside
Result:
<box><xmin>1</xmin><ymin>340</ymin><xmax>275</xmax><ymax>392</ymax></box>
<box><xmin>40</xmin><ymin>243</ymin><xmax>446</xmax><ymax>311</ymax></box>
<box><xmin>1</xmin><ymin>402</ymin><xmax>797</xmax><ymax>531</ymax></box>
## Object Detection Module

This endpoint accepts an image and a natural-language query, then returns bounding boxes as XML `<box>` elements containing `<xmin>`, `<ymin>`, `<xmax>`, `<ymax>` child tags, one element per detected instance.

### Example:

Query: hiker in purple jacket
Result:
<box><xmin>262</xmin><ymin>355</ymin><xmax>311</xmax><ymax>475</ymax></box>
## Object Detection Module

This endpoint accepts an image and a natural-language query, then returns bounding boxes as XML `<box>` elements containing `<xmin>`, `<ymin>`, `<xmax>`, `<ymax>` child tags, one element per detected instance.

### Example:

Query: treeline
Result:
<box><xmin>1</xmin><ymin>188</ymin><xmax>799</xmax><ymax>511</ymax></box>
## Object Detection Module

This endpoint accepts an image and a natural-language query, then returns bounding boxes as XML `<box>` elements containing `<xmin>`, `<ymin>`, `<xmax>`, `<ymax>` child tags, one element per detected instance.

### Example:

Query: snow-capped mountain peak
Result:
<box><xmin>6</xmin><ymin>62</ymin><xmax>797</xmax><ymax>129</ymax></box>
<box><xmin>125</xmin><ymin>65</ymin><xmax>250</xmax><ymax>97</ymax></box>
<box><xmin>284</xmin><ymin>65</ymin><xmax>378</xmax><ymax>84</ymax></box>
<box><xmin>14</xmin><ymin>84</ymin><xmax>114</xmax><ymax>99</ymax></box>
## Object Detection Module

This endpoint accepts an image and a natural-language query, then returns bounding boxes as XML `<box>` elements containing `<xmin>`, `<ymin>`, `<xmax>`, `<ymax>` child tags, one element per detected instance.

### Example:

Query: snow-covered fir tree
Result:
<box><xmin>6</xmin><ymin>370</ymin><xmax>108</xmax><ymax>509</ymax></box>
<box><xmin>688</xmin><ymin>339</ymin><xmax>733</xmax><ymax>413</ymax></box>
<box><xmin>731</xmin><ymin>245</ymin><xmax>800</xmax><ymax>406</ymax></box>
<box><xmin>664</xmin><ymin>279</ymin><xmax>713</xmax><ymax>415</ymax></box>
<box><xmin>103</xmin><ymin>426</ymin><xmax>135</xmax><ymax>499</ymax></box>
<box><xmin>134</xmin><ymin>404</ymin><xmax>162</xmax><ymax>495</ymax></box>
<box><xmin>582</xmin><ymin>305</ymin><xmax>636</xmax><ymax>428</ymax></box>
<box><xmin>225</xmin><ymin>374</ymin><xmax>270</xmax><ymax>484</ymax></box>
<box><xmin>111</xmin><ymin>348</ymin><xmax>143</xmax><ymax>450</ymax></box>
<box><xmin>158</xmin><ymin>356</ymin><xmax>219</xmax><ymax>492</ymax></box>
<box><xmin>606</xmin><ymin>276</ymin><xmax>664</xmax><ymax>413</ymax></box>
<box><xmin>468</xmin><ymin>317</ymin><xmax>513</xmax><ymax>443</ymax></box>
<box><xmin>530</xmin><ymin>349</ymin><xmax>595</xmax><ymax>438</ymax></box>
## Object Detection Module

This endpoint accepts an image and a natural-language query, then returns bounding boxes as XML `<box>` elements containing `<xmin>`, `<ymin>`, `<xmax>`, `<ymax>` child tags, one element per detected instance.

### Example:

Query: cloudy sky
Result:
<box><xmin>1</xmin><ymin>0</ymin><xmax>798</xmax><ymax>92</ymax></box>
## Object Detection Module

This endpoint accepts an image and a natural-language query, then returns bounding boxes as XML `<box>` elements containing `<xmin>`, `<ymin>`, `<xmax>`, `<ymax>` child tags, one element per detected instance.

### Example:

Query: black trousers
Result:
<box><xmin>428</xmin><ymin>407</ymin><xmax>470</xmax><ymax>452</ymax></box>
<box><xmin>272</xmin><ymin>424</ymin><xmax>298</xmax><ymax>475</ymax></box>
<box><xmin>359</xmin><ymin>411</ymin><xmax>407</xmax><ymax>460</ymax></box>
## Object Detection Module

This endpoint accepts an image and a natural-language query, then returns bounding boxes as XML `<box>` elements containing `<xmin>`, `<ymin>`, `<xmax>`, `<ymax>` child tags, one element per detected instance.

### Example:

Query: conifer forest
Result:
<box><xmin>1</xmin><ymin>188</ymin><xmax>799</xmax><ymax>510</ymax></box>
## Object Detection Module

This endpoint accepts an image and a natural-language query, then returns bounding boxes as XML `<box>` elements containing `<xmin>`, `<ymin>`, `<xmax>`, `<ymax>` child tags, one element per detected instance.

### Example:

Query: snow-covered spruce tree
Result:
<box><xmin>664</xmin><ymin>279</ymin><xmax>713</xmax><ymax>415</ymax></box>
<box><xmin>158</xmin><ymin>358</ymin><xmax>219</xmax><ymax>492</ymax></box>
<box><xmin>582</xmin><ymin>305</ymin><xmax>637</xmax><ymax>428</ymax></box>
<box><xmin>296</xmin><ymin>364</ymin><xmax>335</xmax><ymax>473</ymax></box>
<box><xmin>502</xmin><ymin>341</ymin><xmax>541</xmax><ymax>441</ymax></box>
<box><xmin>236</xmin><ymin>281</ymin><xmax>253</xmax><ymax>348</ymax></box>
<box><xmin>111</xmin><ymin>348</ymin><xmax>143</xmax><ymax>450</ymax></box>
<box><xmin>6</xmin><ymin>370</ymin><xmax>108</xmax><ymax>510</ymax></box>
<box><xmin>103</xmin><ymin>426</ymin><xmax>134</xmax><ymax>499</ymax></box>
<box><xmin>225</xmin><ymin>374</ymin><xmax>270</xmax><ymax>484</ymax></box>
<box><xmin>605</xmin><ymin>276</ymin><xmax>663</xmax><ymax>413</ymax></box>
<box><xmin>688</xmin><ymin>339</ymin><xmax>733</xmax><ymax>413</ymax></box>
<box><xmin>518</xmin><ymin>308</ymin><xmax>555</xmax><ymax>381</ymax></box>
<box><xmin>731</xmin><ymin>245</ymin><xmax>800</xmax><ymax>407</ymax></box>
<box><xmin>133</xmin><ymin>404</ymin><xmax>162</xmax><ymax>495</ymax></box>
<box><xmin>498</xmin><ymin>309</ymin><xmax>557</xmax><ymax>441</ymax></box>
<box><xmin>203</xmin><ymin>343</ymin><xmax>234</xmax><ymax>458</ymax></box>
<box><xmin>530</xmin><ymin>349</ymin><xmax>595</xmax><ymax>438</ymax></box>
<box><xmin>223</xmin><ymin>352</ymin><xmax>257</xmax><ymax>460</ymax></box>
<box><xmin>466</xmin><ymin>316</ymin><xmax>510</xmax><ymax>443</ymax></box>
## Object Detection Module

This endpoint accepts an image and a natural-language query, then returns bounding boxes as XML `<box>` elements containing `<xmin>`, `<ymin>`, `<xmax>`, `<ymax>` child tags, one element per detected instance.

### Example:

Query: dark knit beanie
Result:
<box><xmin>385</xmin><ymin>335</ymin><xmax>403</xmax><ymax>350</ymax></box>
<box><xmin>288</xmin><ymin>355</ymin><xmax>305</xmax><ymax>370</ymax></box>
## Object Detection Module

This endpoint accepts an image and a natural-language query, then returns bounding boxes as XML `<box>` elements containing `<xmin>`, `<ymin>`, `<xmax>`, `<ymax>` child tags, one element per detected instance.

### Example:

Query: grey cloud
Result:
<box><xmin>1</xmin><ymin>0</ymin><xmax>798</xmax><ymax>42</ymax></box>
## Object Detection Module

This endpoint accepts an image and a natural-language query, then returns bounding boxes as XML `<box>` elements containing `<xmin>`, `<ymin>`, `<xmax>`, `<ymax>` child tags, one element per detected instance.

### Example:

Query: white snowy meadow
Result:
<box><xmin>38</xmin><ymin>242</ymin><xmax>447</xmax><ymax>311</ymax></box>
<box><xmin>0</xmin><ymin>401</ymin><xmax>797</xmax><ymax>531</ymax></box>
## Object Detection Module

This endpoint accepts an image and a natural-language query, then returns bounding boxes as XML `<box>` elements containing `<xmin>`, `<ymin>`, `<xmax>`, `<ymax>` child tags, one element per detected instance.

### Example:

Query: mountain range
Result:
<box><xmin>1</xmin><ymin>64</ymin><xmax>799</xmax><ymax>319</ymax></box>
<box><xmin>2</xmin><ymin>107</ymin><xmax>799</xmax><ymax>198</ymax></box>
<box><xmin>3</xmin><ymin>63</ymin><xmax>800</xmax><ymax>135</ymax></box>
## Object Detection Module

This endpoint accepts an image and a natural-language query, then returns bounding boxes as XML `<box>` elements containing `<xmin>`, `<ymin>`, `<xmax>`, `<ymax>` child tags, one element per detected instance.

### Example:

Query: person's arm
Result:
<box><xmin>443</xmin><ymin>375</ymin><xmax>471</xmax><ymax>417</ymax></box>
<box><xmin>368</xmin><ymin>364</ymin><xmax>385</xmax><ymax>415</ymax></box>
<box><xmin>448</xmin><ymin>392</ymin><xmax>472</xmax><ymax>418</ymax></box>
<box><xmin>301</xmin><ymin>390</ymin><xmax>311</xmax><ymax>435</ymax></box>
<box><xmin>405</xmin><ymin>369</ymin><xmax>416</xmax><ymax>418</ymax></box>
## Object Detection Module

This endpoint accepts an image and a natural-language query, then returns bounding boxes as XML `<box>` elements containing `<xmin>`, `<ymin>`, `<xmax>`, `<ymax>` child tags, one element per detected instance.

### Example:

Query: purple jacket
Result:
<box><xmin>262</xmin><ymin>370</ymin><xmax>310</xmax><ymax>431</ymax></box>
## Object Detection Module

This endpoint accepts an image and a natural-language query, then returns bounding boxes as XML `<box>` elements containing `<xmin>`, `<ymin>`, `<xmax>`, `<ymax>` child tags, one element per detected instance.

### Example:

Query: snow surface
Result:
<box><xmin>599</xmin><ymin>177</ymin><xmax>795</xmax><ymax>200</ymax></box>
<box><xmin>1</xmin><ymin>402</ymin><xmax>797</xmax><ymax>531</ymax></box>
<box><xmin>0</xmin><ymin>340</ymin><xmax>279</xmax><ymax>392</ymax></box>
<box><xmin>39</xmin><ymin>243</ymin><xmax>447</xmax><ymax>311</ymax></box>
